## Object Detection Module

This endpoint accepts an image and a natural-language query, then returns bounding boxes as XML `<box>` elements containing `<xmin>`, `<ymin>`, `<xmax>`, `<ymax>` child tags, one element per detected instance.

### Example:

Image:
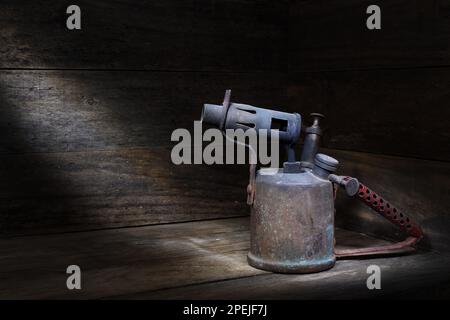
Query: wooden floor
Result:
<box><xmin>1</xmin><ymin>217</ymin><xmax>449</xmax><ymax>299</ymax></box>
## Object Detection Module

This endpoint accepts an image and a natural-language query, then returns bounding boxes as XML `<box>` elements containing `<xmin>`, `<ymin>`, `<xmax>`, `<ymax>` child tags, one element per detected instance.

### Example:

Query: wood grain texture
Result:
<box><xmin>0</xmin><ymin>147</ymin><xmax>249</xmax><ymax>236</ymax></box>
<box><xmin>1</xmin><ymin>146</ymin><xmax>447</xmax><ymax>239</ymax></box>
<box><xmin>290</xmin><ymin>0</ymin><xmax>450</xmax><ymax>72</ymax></box>
<box><xmin>0</xmin><ymin>69</ymin><xmax>287</xmax><ymax>236</ymax></box>
<box><xmin>0</xmin><ymin>70</ymin><xmax>286</xmax><ymax>154</ymax></box>
<box><xmin>0</xmin><ymin>0</ymin><xmax>287</xmax><ymax>72</ymax></box>
<box><xmin>287</xmin><ymin>68</ymin><xmax>450</xmax><ymax>161</ymax></box>
<box><xmin>128</xmin><ymin>251</ymin><xmax>450</xmax><ymax>299</ymax></box>
<box><xmin>0</xmin><ymin>218</ymin><xmax>260</xmax><ymax>299</ymax></box>
<box><xmin>326</xmin><ymin>148</ymin><xmax>450</xmax><ymax>254</ymax></box>
<box><xmin>2</xmin><ymin>216</ymin><xmax>436</xmax><ymax>299</ymax></box>
<box><xmin>4</xmin><ymin>68</ymin><xmax>447</xmax><ymax>161</ymax></box>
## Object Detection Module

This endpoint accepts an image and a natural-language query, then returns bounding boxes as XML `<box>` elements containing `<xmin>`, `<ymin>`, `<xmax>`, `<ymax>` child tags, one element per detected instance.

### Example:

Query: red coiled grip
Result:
<box><xmin>356</xmin><ymin>182</ymin><xmax>423</xmax><ymax>239</ymax></box>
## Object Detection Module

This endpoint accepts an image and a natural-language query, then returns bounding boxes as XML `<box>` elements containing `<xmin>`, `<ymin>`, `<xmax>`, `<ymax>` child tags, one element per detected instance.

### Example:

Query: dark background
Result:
<box><xmin>0</xmin><ymin>0</ymin><xmax>449</xmax><ymax>299</ymax></box>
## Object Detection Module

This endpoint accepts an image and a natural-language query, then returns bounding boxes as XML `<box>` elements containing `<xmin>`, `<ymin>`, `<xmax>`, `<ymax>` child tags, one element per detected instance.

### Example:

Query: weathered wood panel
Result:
<box><xmin>0</xmin><ymin>69</ymin><xmax>286</xmax><ymax>235</ymax></box>
<box><xmin>0</xmin><ymin>147</ymin><xmax>249</xmax><ymax>236</ymax></box>
<box><xmin>0</xmin><ymin>216</ymin><xmax>422</xmax><ymax>299</ymax></box>
<box><xmin>290</xmin><ymin>0</ymin><xmax>450</xmax><ymax>72</ymax></box>
<box><xmin>1</xmin><ymin>147</ymin><xmax>447</xmax><ymax>238</ymax></box>
<box><xmin>0</xmin><ymin>0</ymin><xmax>286</xmax><ymax>72</ymax></box>
<box><xmin>0</xmin><ymin>70</ymin><xmax>286</xmax><ymax>154</ymax></box>
<box><xmin>327</xmin><ymin>148</ymin><xmax>450</xmax><ymax>254</ymax></box>
<box><xmin>287</xmin><ymin>68</ymin><xmax>450</xmax><ymax>161</ymax></box>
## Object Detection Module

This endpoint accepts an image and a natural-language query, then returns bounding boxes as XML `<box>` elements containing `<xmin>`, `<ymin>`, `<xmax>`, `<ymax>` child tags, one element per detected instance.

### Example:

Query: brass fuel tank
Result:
<box><xmin>248</xmin><ymin>154</ymin><xmax>339</xmax><ymax>273</ymax></box>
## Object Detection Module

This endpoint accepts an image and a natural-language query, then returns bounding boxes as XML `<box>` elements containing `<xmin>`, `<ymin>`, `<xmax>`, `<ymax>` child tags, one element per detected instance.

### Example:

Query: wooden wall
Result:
<box><xmin>288</xmin><ymin>0</ymin><xmax>450</xmax><ymax>252</ymax></box>
<box><xmin>1</xmin><ymin>0</ymin><xmax>449</xmax><ymax>257</ymax></box>
<box><xmin>0</xmin><ymin>1</ymin><xmax>287</xmax><ymax>236</ymax></box>
<box><xmin>0</xmin><ymin>0</ymin><xmax>287</xmax><ymax>71</ymax></box>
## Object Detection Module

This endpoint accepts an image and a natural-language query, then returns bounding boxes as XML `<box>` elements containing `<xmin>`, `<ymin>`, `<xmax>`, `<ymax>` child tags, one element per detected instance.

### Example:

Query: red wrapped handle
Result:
<box><xmin>331</xmin><ymin>175</ymin><xmax>423</xmax><ymax>258</ymax></box>
<box><xmin>356</xmin><ymin>182</ymin><xmax>423</xmax><ymax>238</ymax></box>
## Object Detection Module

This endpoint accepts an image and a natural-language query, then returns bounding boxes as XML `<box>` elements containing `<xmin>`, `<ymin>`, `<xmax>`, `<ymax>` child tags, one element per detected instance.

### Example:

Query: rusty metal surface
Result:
<box><xmin>300</xmin><ymin>113</ymin><xmax>324</xmax><ymax>168</ymax></box>
<box><xmin>199</xmin><ymin>93</ymin><xmax>426</xmax><ymax>274</ymax></box>
<box><xmin>335</xmin><ymin>236</ymin><xmax>418</xmax><ymax>258</ymax></box>
<box><xmin>202</xmin><ymin>90</ymin><xmax>302</xmax><ymax>145</ymax></box>
<box><xmin>248</xmin><ymin>168</ymin><xmax>336</xmax><ymax>273</ymax></box>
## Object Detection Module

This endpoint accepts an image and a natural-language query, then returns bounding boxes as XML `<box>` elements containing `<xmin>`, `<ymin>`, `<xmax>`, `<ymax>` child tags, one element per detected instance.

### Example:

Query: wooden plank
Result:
<box><xmin>0</xmin><ymin>70</ymin><xmax>286</xmax><ymax>154</ymax></box>
<box><xmin>0</xmin><ymin>68</ymin><xmax>284</xmax><ymax>235</ymax></box>
<box><xmin>287</xmin><ymin>68</ymin><xmax>450</xmax><ymax>161</ymax></box>
<box><xmin>0</xmin><ymin>0</ymin><xmax>286</xmax><ymax>72</ymax></box>
<box><xmin>0</xmin><ymin>147</ymin><xmax>249</xmax><ymax>236</ymax></box>
<box><xmin>0</xmin><ymin>216</ymin><xmax>413</xmax><ymax>299</ymax></box>
<box><xmin>127</xmin><ymin>252</ymin><xmax>450</xmax><ymax>299</ymax></box>
<box><xmin>0</xmin><ymin>217</ymin><xmax>260</xmax><ymax>299</ymax></box>
<box><xmin>289</xmin><ymin>0</ymin><xmax>450</xmax><ymax>72</ymax></box>
<box><xmin>0</xmin><ymin>148</ymin><xmax>447</xmax><ymax>241</ymax></box>
<box><xmin>326</xmin><ymin>148</ymin><xmax>450</xmax><ymax>254</ymax></box>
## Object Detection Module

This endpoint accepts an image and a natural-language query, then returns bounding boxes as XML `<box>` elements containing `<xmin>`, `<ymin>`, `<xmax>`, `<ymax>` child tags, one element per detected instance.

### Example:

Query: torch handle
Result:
<box><xmin>331</xmin><ymin>175</ymin><xmax>424</xmax><ymax>258</ymax></box>
<box><xmin>355</xmin><ymin>181</ymin><xmax>423</xmax><ymax>238</ymax></box>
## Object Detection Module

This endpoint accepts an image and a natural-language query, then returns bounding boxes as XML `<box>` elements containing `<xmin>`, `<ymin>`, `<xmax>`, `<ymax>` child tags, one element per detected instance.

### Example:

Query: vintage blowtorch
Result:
<box><xmin>201</xmin><ymin>90</ymin><xmax>423</xmax><ymax>273</ymax></box>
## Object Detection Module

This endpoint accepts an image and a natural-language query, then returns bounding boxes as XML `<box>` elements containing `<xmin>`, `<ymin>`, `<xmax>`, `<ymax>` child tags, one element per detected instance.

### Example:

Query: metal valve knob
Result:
<box><xmin>329</xmin><ymin>174</ymin><xmax>360</xmax><ymax>196</ymax></box>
